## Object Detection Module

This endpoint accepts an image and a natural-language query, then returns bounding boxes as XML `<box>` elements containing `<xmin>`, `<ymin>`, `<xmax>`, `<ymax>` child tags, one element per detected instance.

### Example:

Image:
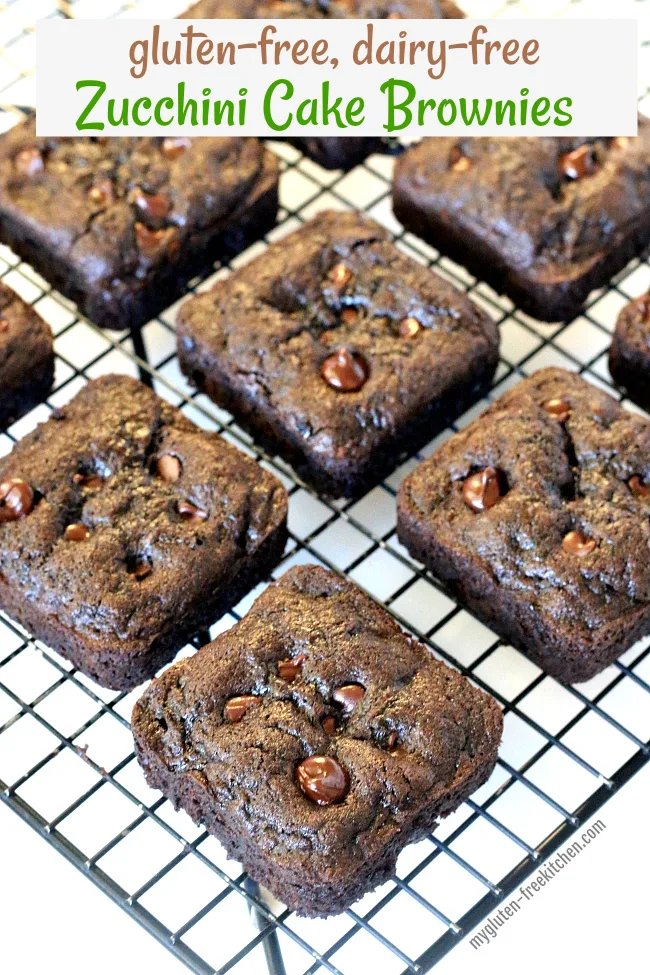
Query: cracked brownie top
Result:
<box><xmin>0</xmin><ymin>120</ymin><xmax>275</xmax><ymax>307</ymax></box>
<box><xmin>394</xmin><ymin>130</ymin><xmax>650</xmax><ymax>285</ymax></box>
<box><xmin>133</xmin><ymin>565</ymin><xmax>502</xmax><ymax>880</ymax></box>
<box><xmin>399</xmin><ymin>368</ymin><xmax>650</xmax><ymax>638</ymax></box>
<box><xmin>177</xmin><ymin>210</ymin><xmax>499</xmax><ymax>492</ymax></box>
<box><xmin>0</xmin><ymin>375</ymin><xmax>287</xmax><ymax>654</ymax></box>
<box><xmin>182</xmin><ymin>0</ymin><xmax>462</xmax><ymax>18</ymax></box>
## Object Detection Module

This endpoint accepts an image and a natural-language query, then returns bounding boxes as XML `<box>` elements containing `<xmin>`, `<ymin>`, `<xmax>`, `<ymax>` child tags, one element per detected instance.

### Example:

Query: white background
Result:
<box><xmin>36</xmin><ymin>17</ymin><xmax>639</xmax><ymax>136</ymax></box>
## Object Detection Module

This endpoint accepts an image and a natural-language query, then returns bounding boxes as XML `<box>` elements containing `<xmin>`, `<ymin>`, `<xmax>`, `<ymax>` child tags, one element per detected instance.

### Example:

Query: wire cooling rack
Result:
<box><xmin>1</xmin><ymin>0</ymin><xmax>650</xmax><ymax>973</ymax></box>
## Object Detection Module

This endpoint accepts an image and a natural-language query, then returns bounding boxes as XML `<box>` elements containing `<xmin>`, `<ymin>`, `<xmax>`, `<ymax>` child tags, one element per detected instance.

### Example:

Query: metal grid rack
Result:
<box><xmin>1</xmin><ymin>0</ymin><xmax>650</xmax><ymax>972</ymax></box>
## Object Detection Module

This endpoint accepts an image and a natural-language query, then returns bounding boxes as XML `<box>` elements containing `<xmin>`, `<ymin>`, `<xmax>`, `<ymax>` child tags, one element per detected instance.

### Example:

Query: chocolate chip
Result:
<box><xmin>177</xmin><ymin>499</ymin><xmax>208</xmax><ymax>522</ymax></box>
<box><xmin>135</xmin><ymin>223</ymin><xmax>168</xmax><ymax>259</ymax></box>
<box><xmin>157</xmin><ymin>455</ymin><xmax>182</xmax><ymax>482</ymax></box>
<box><xmin>559</xmin><ymin>145</ymin><xmax>598</xmax><ymax>180</ymax></box>
<box><xmin>387</xmin><ymin>731</ymin><xmax>400</xmax><ymax>754</ymax></box>
<box><xmin>322</xmin><ymin>716</ymin><xmax>337</xmax><ymax>735</ymax></box>
<box><xmin>543</xmin><ymin>397</ymin><xmax>571</xmax><ymax>424</ymax></box>
<box><xmin>462</xmin><ymin>467</ymin><xmax>504</xmax><ymax>513</ymax></box>
<box><xmin>130</xmin><ymin>189</ymin><xmax>170</xmax><ymax>224</ymax></box>
<box><xmin>224</xmin><ymin>695</ymin><xmax>258</xmax><ymax>723</ymax></box>
<box><xmin>449</xmin><ymin>146</ymin><xmax>472</xmax><ymax>173</ymax></box>
<box><xmin>328</xmin><ymin>263</ymin><xmax>353</xmax><ymax>290</ymax></box>
<box><xmin>399</xmin><ymin>317</ymin><xmax>421</xmax><ymax>338</ymax></box>
<box><xmin>322</xmin><ymin>349</ymin><xmax>369</xmax><ymax>393</ymax></box>
<box><xmin>15</xmin><ymin>147</ymin><xmax>44</xmax><ymax>177</ymax></box>
<box><xmin>88</xmin><ymin>180</ymin><xmax>114</xmax><ymax>206</ymax></box>
<box><xmin>73</xmin><ymin>473</ymin><xmax>103</xmax><ymax>489</ymax></box>
<box><xmin>296</xmin><ymin>755</ymin><xmax>350</xmax><ymax>806</ymax></box>
<box><xmin>278</xmin><ymin>654</ymin><xmax>306</xmax><ymax>682</ymax></box>
<box><xmin>0</xmin><ymin>318</ymin><xmax>8</xmax><ymax>334</ymax></box>
<box><xmin>129</xmin><ymin>558</ymin><xmax>153</xmax><ymax>582</ymax></box>
<box><xmin>629</xmin><ymin>475</ymin><xmax>649</xmax><ymax>500</ymax></box>
<box><xmin>333</xmin><ymin>683</ymin><xmax>366</xmax><ymax>715</ymax></box>
<box><xmin>65</xmin><ymin>523</ymin><xmax>90</xmax><ymax>542</ymax></box>
<box><xmin>161</xmin><ymin>137</ymin><xmax>192</xmax><ymax>159</ymax></box>
<box><xmin>51</xmin><ymin>407</ymin><xmax>66</xmax><ymax>421</ymax></box>
<box><xmin>341</xmin><ymin>308</ymin><xmax>358</xmax><ymax>326</ymax></box>
<box><xmin>0</xmin><ymin>478</ymin><xmax>34</xmax><ymax>522</ymax></box>
<box><xmin>562</xmin><ymin>530</ymin><xmax>596</xmax><ymax>556</ymax></box>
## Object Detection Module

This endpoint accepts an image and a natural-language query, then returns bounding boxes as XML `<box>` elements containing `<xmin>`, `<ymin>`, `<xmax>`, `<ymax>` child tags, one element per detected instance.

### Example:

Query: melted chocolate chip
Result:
<box><xmin>560</xmin><ymin>145</ymin><xmax>598</xmax><ymax>180</ymax></box>
<box><xmin>333</xmin><ymin>683</ymin><xmax>366</xmax><ymax>715</ymax></box>
<box><xmin>177</xmin><ymin>499</ymin><xmax>208</xmax><ymax>522</ymax></box>
<box><xmin>562</xmin><ymin>530</ymin><xmax>596</xmax><ymax>557</ymax></box>
<box><xmin>543</xmin><ymin>398</ymin><xmax>571</xmax><ymax>424</ymax></box>
<box><xmin>161</xmin><ymin>137</ymin><xmax>192</xmax><ymax>159</ymax></box>
<box><xmin>73</xmin><ymin>473</ymin><xmax>103</xmax><ymax>489</ymax></box>
<box><xmin>462</xmin><ymin>467</ymin><xmax>504</xmax><ymax>513</ymax></box>
<box><xmin>278</xmin><ymin>654</ymin><xmax>306</xmax><ymax>682</ymax></box>
<box><xmin>629</xmin><ymin>475</ymin><xmax>649</xmax><ymax>501</ymax></box>
<box><xmin>15</xmin><ymin>147</ymin><xmax>44</xmax><ymax>177</ymax></box>
<box><xmin>399</xmin><ymin>317</ymin><xmax>421</xmax><ymax>338</ymax></box>
<box><xmin>0</xmin><ymin>478</ymin><xmax>34</xmax><ymax>522</ymax></box>
<box><xmin>340</xmin><ymin>308</ymin><xmax>358</xmax><ymax>326</ymax></box>
<box><xmin>135</xmin><ymin>223</ymin><xmax>168</xmax><ymax>259</ymax></box>
<box><xmin>387</xmin><ymin>731</ymin><xmax>400</xmax><ymax>754</ymax></box>
<box><xmin>322</xmin><ymin>716</ymin><xmax>337</xmax><ymax>735</ymax></box>
<box><xmin>449</xmin><ymin>146</ymin><xmax>472</xmax><ymax>173</ymax></box>
<box><xmin>321</xmin><ymin>349</ymin><xmax>369</xmax><ymax>393</ymax></box>
<box><xmin>65</xmin><ymin>523</ymin><xmax>90</xmax><ymax>542</ymax></box>
<box><xmin>328</xmin><ymin>263</ymin><xmax>353</xmax><ymax>290</ymax></box>
<box><xmin>131</xmin><ymin>559</ymin><xmax>153</xmax><ymax>581</ymax></box>
<box><xmin>296</xmin><ymin>755</ymin><xmax>350</xmax><ymax>806</ymax></box>
<box><xmin>130</xmin><ymin>189</ymin><xmax>171</xmax><ymax>224</ymax></box>
<box><xmin>88</xmin><ymin>180</ymin><xmax>114</xmax><ymax>206</ymax></box>
<box><xmin>225</xmin><ymin>695</ymin><xmax>258</xmax><ymax>723</ymax></box>
<box><xmin>0</xmin><ymin>319</ymin><xmax>8</xmax><ymax>334</ymax></box>
<box><xmin>157</xmin><ymin>455</ymin><xmax>182</xmax><ymax>482</ymax></box>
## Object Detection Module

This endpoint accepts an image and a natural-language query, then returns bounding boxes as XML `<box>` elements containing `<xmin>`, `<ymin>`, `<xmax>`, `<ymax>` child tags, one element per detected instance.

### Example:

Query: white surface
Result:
<box><xmin>2</xmin><ymin>763</ymin><xmax>649</xmax><ymax>974</ymax></box>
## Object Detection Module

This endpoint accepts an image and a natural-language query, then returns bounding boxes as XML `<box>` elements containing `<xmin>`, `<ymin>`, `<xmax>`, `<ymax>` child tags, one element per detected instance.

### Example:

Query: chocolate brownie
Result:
<box><xmin>0</xmin><ymin>120</ymin><xmax>279</xmax><ymax>330</ymax></box>
<box><xmin>0</xmin><ymin>282</ymin><xmax>54</xmax><ymax>427</ymax></box>
<box><xmin>181</xmin><ymin>0</ymin><xmax>464</xmax><ymax>170</ymax></box>
<box><xmin>132</xmin><ymin>564</ymin><xmax>502</xmax><ymax>917</ymax></box>
<box><xmin>0</xmin><ymin>375</ymin><xmax>287</xmax><ymax>689</ymax></box>
<box><xmin>609</xmin><ymin>291</ymin><xmax>650</xmax><ymax>410</ymax></box>
<box><xmin>177</xmin><ymin>210</ymin><xmax>499</xmax><ymax>498</ymax></box>
<box><xmin>397</xmin><ymin>367</ymin><xmax>650</xmax><ymax>684</ymax></box>
<box><xmin>393</xmin><ymin>129</ymin><xmax>650</xmax><ymax>322</ymax></box>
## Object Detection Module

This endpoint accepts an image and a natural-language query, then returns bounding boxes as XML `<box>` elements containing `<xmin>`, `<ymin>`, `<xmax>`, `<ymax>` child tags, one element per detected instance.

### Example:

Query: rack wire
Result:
<box><xmin>1</xmin><ymin>0</ymin><xmax>650</xmax><ymax>972</ymax></box>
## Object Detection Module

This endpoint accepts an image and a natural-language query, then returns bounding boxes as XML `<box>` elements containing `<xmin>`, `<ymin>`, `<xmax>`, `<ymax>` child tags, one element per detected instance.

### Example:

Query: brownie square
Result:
<box><xmin>177</xmin><ymin>210</ymin><xmax>499</xmax><ymax>498</ymax></box>
<box><xmin>0</xmin><ymin>281</ymin><xmax>54</xmax><ymax>427</ymax></box>
<box><xmin>181</xmin><ymin>0</ymin><xmax>464</xmax><ymax>170</ymax></box>
<box><xmin>398</xmin><ymin>367</ymin><xmax>650</xmax><ymax>684</ymax></box>
<box><xmin>132</xmin><ymin>564</ymin><xmax>502</xmax><ymax>917</ymax></box>
<box><xmin>0</xmin><ymin>120</ymin><xmax>279</xmax><ymax>330</ymax></box>
<box><xmin>0</xmin><ymin>375</ymin><xmax>288</xmax><ymax>690</ymax></box>
<box><xmin>393</xmin><ymin>129</ymin><xmax>650</xmax><ymax>322</ymax></box>
<box><xmin>609</xmin><ymin>291</ymin><xmax>650</xmax><ymax>410</ymax></box>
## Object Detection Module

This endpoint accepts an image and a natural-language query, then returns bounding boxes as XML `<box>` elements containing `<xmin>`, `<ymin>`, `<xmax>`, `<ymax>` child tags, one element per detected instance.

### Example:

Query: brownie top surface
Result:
<box><xmin>133</xmin><ymin>564</ymin><xmax>501</xmax><ymax>870</ymax></box>
<box><xmin>400</xmin><ymin>367</ymin><xmax>650</xmax><ymax>638</ymax></box>
<box><xmin>0</xmin><ymin>374</ymin><xmax>287</xmax><ymax>653</ymax></box>
<box><xmin>182</xmin><ymin>0</ymin><xmax>462</xmax><ymax>18</ymax></box>
<box><xmin>178</xmin><ymin>210</ymin><xmax>498</xmax><ymax>463</ymax></box>
<box><xmin>394</xmin><ymin>129</ymin><xmax>650</xmax><ymax>282</ymax></box>
<box><xmin>0</xmin><ymin>120</ymin><xmax>276</xmax><ymax>295</ymax></box>
<box><xmin>615</xmin><ymin>292</ymin><xmax>650</xmax><ymax>359</ymax></box>
<box><xmin>0</xmin><ymin>281</ymin><xmax>52</xmax><ymax>368</ymax></box>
